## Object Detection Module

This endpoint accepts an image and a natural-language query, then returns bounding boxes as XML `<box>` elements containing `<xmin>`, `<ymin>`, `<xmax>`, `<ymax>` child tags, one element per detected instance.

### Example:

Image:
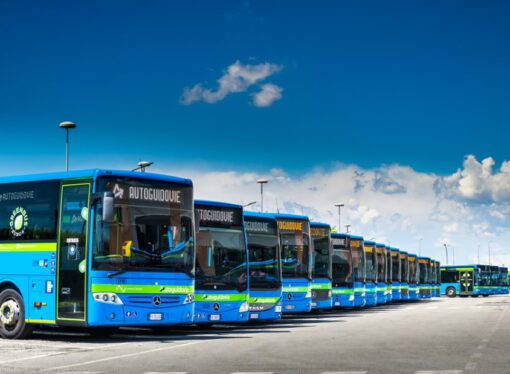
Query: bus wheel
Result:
<box><xmin>89</xmin><ymin>327</ymin><xmax>119</xmax><ymax>338</ymax></box>
<box><xmin>446</xmin><ymin>287</ymin><xmax>457</xmax><ymax>298</ymax></box>
<box><xmin>0</xmin><ymin>289</ymin><xmax>33</xmax><ymax>339</ymax></box>
<box><xmin>471</xmin><ymin>295</ymin><xmax>479</xmax><ymax>298</ymax></box>
<box><xmin>482</xmin><ymin>294</ymin><xmax>489</xmax><ymax>298</ymax></box>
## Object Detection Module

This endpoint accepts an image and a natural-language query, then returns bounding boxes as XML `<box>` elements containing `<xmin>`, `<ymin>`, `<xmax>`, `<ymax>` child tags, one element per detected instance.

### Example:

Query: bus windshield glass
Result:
<box><xmin>376</xmin><ymin>248</ymin><xmax>385</xmax><ymax>283</ymax></box>
<box><xmin>245</xmin><ymin>218</ymin><xmax>281</xmax><ymax>291</ymax></box>
<box><xmin>400</xmin><ymin>255</ymin><xmax>408</xmax><ymax>283</ymax></box>
<box><xmin>280</xmin><ymin>231</ymin><xmax>310</xmax><ymax>279</ymax></box>
<box><xmin>409</xmin><ymin>257</ymin><xmax>417</xmax><ymax>283</ymax></box>
<box><xmin>386</xmin><ymin>250</ymin><xmax>392</xmax><ymax>283</ymax></box>
<box><xmin>332</xmin><ymin>237</ymin><xmax>353</xmax><ymax>287</ymax></box>
<box><xmin>391</xmin><ymin>252</ymin><xmax>401</xmax><ymax>282</ymax></box>
<box><xmin>419</xmin><ymin>261</ymin><xmax>427</xmax><ymax>283</ymax></box>
<box><xmin>311</xmin><ymin>227</ymin><xmax>331</xmax><ymax>279</ymax></box>
<box><xmin>351</xmin><ymin>241</ymin><xmax>365</xmax><ymax>282</ymax></box>
<box><xmin>365</xmin><ymin>247</ymin><xmax>376</xmax><ymax>282</ymax></box>
<box><xmin>92</xmin><ymin>177</ymin><xmax>194</xmax><ymax>274</ymax></box>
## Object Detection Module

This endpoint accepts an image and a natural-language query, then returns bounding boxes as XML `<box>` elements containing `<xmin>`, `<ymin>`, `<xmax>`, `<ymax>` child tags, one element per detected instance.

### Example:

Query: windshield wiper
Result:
<box><xmin>107</xmin><ymin>269</ymin><xmax>128</xmax><ymax>278</ymax></box>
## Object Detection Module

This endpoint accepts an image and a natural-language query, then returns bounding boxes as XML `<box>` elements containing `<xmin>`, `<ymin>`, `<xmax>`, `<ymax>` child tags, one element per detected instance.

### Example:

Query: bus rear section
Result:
<box><xmin>400</xmin><ymin>251</ymin><xmax>410</xmax><ymax>301</ymax></box>
<box><xmin>194</xmin><ymin>201</ymin><xmax>249</xmax><ymax>324</ymax></box>
<box><xmin>310</xmin><ymin>223</ymin><xmax>333</xmax><ymax>310</ymax></box>
<box><xmin>390</xmin><ymin>248</ymin><xmax>402</xmax><ymax>301</ymax></box>
<box><xmin>275</xmin><ymin>214</ymin><xmax>312</xmax><ymax>314</ymax></box>
<box><xmin>0</xmin><ymin>170</ymin><xmax>197</xmax><ymax>339</ymax></box>
<box><xmin>385</xmin><ymin>246</ymin><xmax>393</xmax><ymax>302</ymax></box>
<box><xmin>375</xmin><ymin>244</ymin><xmax>387</xmax><ymax>304</ymax></box>
<box><xmin>351</xmin><ymin>236</ymin><xmax>366</xmax><ymax>307</ymax></box>
<box><xmin>363</xmin><ymin>241</ymin><xmax>377</xmax><ymax>307</ymax></box>
<box><xmin>244</xmin><ymin>212</ymin><xmax>282</xmax><ymax>321</ymax></box>
<box><xmin>408</xmin><ymin>254</ymin><xmax>419</xmax><ymax>300</ymax></box>
<box><xmin>331</xmin><ymin>234</ymin><xmax>355</xmax><ymax>308</ymax></box>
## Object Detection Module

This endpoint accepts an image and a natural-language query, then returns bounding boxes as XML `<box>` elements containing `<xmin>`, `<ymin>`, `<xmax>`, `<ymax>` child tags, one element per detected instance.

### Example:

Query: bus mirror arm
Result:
<box><xmin>102</xmin><ymin>192</ymin><xmax>115</xmax><ymax>223</ymax></box>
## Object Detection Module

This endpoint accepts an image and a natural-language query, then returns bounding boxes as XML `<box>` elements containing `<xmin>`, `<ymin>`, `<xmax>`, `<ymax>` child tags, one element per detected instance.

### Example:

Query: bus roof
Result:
<box><xmin>390</xmin><ymin>247</ymin><xmax>400</xmax><ymax>253</ymax></box>
<box><xmin>408</xmin><ymin>253</ymin><xmax>417</xmax><ymax>257</ymax></box>
<box><xmin>400</xmin><ymin>251</ymin><xmax>408</xmax><ymax>255</ymax></box>
<box><xmin>364</xmin><ymin>240</ymin><xmax>376</xmax><ymax>246</ymax></box>
<box><xmin>194</xmin><ymin>199</ymin><xmax>242</xmax><ymax>209</ymax></box>
<box><xmin>375</xmin><ymin>243</ymin><xmax>385</xmax><ymax>247</ymax></box>
<box><xmin>331</xmin><ymin>233</ymin><xmax>349</xmax><ymax>239</ymax></box>
<box><xmin>270</xmin><ymin>213</ymin><xmax>310</xmax><ymax>222</ymax></box>
<box><xmin>0</xmin><ymin>169</ymin><xmax>193</xmax><ymax>186</ymax></box>
<box><xmin>243</xmin><ymin>211</ymin><xmax>278</xmax><ymax>221</ymax></box>
<box><xmin>310</xmin><ymin>221</ymin><xmax>331</xmax><ymax>229</ymax></box>
<box><xmin>350</xmin><ymin>235</ymin><xmax>364</xmax><ymax>241</ymax></box>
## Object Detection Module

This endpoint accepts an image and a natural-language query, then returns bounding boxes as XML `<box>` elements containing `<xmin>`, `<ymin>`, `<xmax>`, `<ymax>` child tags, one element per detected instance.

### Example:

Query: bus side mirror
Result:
<box><xmin>103</xmin><ymin>192</ymin><xmax>115</xmax><ymax>223</ymax></box>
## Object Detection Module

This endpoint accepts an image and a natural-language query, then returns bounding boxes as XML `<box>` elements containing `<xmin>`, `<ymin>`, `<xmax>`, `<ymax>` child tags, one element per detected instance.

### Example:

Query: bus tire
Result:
<box><xmin>0</xmin><ymin>288</ymin><xmax>33</xmax><ymax>339</ymax></box>
<box><xmin>482</xmin><ymin>294</ymin><xmax>489</xmax><ymax>298</ymax></box>
<box><xmin>89</xmin><ymin>327</ymin><xmax>119</xmax><ymax>338</ymax></box>
<box><xmin>446</xmin><ymin>287</ymin><xmax>457</xmax><ymax>298</ymax></box>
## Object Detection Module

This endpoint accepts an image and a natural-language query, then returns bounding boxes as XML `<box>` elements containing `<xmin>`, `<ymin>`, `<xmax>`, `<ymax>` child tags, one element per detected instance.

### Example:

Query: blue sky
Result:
<box><xmin>1</xmin><ymin>1</ymin><xmax>510</xmax><ymax>264</ymax></box>
<box><xmin>1</xmin><ymin>1</ymin><xmax>510</xmax><ymax>175</ymax></box>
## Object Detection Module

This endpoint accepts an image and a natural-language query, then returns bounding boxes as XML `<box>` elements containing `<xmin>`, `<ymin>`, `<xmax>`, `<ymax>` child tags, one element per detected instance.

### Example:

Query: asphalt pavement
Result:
<box><xmin>0</xmin><ymin>295</ymin><xmax>509</xmax><ymax>374</ymax></box>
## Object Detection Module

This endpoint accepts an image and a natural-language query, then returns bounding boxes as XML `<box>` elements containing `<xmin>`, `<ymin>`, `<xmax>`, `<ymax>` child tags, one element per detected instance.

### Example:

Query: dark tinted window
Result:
<box><xmin>441</xmin><ymin>270</ymin><xmax>458</xmax><ymax>283</ymax></box>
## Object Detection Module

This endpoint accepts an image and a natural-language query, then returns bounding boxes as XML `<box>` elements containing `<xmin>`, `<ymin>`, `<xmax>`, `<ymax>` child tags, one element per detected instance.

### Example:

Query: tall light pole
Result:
<box><xmin>59</xmin><ymin>121</ymin><xmax>76</xmax><ymax>172</ymax></box>
<box><xmin>334</xmin><ymin>203</ymin><xmax>344</xmax><ymax>233</ymax></box>
<box><xmin>257</xmin><ymin>179</ymin><xmax>268</xmax><ymax>213</ymax></box>
<box><xmin>443</xmin><ymin>243</ymin><xmax>449</xmax><ymax>265</ymax></box>
<box><xmin>345</xmin><ymin>224</ymin><xmax>351</xmax><ymax>234</ymax></box>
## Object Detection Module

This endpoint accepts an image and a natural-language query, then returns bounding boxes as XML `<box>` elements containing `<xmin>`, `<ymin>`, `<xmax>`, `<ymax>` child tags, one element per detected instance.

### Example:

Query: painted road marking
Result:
<box><xmin>41</xmin><ymin>341</ymin><xmax>204</xmax><ymax>372</ymax></box>
<box><xmin>0</xmin><ymin>352</ymin><xmax>65</xmax><ymax>365</ymax></box>
<box><xmin>321</xmin><ymin>371</ymin><xmax>368</xmax><ymax>374</ymax></box>
<box><xmin>415</xmin><ymin>371</ymin><xmax>463</xmax><ymax>374</ymax></box>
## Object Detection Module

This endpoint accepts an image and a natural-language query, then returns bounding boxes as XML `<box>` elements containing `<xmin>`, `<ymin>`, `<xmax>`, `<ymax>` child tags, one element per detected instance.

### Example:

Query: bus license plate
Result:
<box><xmin>149</xmin><ymin>313</ymin><xmax>163</xmax><ymax>321</ymax></box>
<box><xmin>285</xmin><ymin>305</ymin><xmax>295</xmax><ymax>310</ymax></box>
<box><xmin>312</xmin><ymin>302</ymin><xmax>317</xmax><ymax>307</ymax></box>
<box><xmin>250</xmin><ymin>314</ymin><xmax>259</xmax><ymax>319</ymax></box>
<box><xmin>210</xmin><ymin>314</ymin><xmax>220</xmax><ymax>321</ymax></box>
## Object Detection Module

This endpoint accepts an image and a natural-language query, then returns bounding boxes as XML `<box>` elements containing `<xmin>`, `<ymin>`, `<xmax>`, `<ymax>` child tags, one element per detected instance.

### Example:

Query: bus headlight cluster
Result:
<box><xmin>327</xmin><ymin>290</ymin><xmax>332</xmax><ymax>298</ymax></box>
<box><xmin>183</xmin><ymin>294</ymin><xmax>195</xmax><ymax>304</ymax></box>
<box><xmin>93</xmin><ymin>293</ymin><xmax>123</xmax><ymax>305</ymax></box>
<box><xmin>305</xmin><ymin>290</ymin><xmax>312</xmax><ymax>298</ymax></box>
<box><xmin>349</xmin><ymin>295</ymin><xmax>355</xmax><ymax>302</ymax></box>
<box><xmin>275</xmin><ymin>305</ymin><xmax>282</xmax><ymax>313</ymax></box>
<box><xmin>239</xmin><ymin>302</ymin><xmax>249</xmax><ymax>313</ymax></box>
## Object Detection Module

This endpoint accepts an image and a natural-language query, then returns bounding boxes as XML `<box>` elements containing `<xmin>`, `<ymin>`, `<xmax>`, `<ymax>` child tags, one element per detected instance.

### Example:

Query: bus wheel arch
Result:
<box><xmin>0</xmin><ymin>288</ymin><xmax>33</xmax><ymax>339</ymax></box>
<box><xmin>446</xmin><ymin>287</ymin><xmax>457</xmax><ymax>298</ymax></box>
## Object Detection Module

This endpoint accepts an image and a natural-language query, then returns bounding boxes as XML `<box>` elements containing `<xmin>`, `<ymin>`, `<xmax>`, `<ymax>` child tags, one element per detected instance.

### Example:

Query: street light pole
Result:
<box><xmin>334</xmin><ymin>203</ymin><xmax>344</xmax><ymax>233</ymax></box>
<box><xmin>444</xmin><ymin>243</ymin><xmax>449</xmax><ymax>265</ymax></box>
<box><xmin>59</xmin><ymin>121</ymin><xmax>77</xmax><ymax>172</ymax></box>
<box><xmin>256</xmin><ymin>179</ymin><xmax>268</xmax><ymax>213</ymax></box>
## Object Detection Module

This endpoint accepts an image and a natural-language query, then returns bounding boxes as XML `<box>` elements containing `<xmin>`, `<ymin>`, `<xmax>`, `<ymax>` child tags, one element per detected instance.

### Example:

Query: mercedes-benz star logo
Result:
<box><xmin>213</xmin><ymin>303</ymin><xmax>220</xmax><ymax>311</ymax></box>
<box><xmin>287</xmin><ymin>293</ymin><xmax>293</xmax><ymax>301</ymax></box>
<box><xmin>153</xmin><ymin>296</ymin><xmax>161</xmax><ymax>306</ymax></box>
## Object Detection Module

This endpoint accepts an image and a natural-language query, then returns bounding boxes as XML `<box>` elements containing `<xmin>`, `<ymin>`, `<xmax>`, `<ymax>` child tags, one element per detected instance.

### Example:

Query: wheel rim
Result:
<box><xmin>447</xmin><ymin>289</ymin><xmax>455</xmax><ymax>296</ymax></box>
<box><xmin>0</xmin><ymin>298</ymin><xmax>21</xmax><ymax>330</ymax></box>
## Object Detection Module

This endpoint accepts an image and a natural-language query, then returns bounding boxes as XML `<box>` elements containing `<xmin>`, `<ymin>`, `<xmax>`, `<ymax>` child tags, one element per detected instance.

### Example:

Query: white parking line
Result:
<box><xmin>143</xmin><ymin>372</ymin><xmax>188</xmax><ymax>374</ymax></box>
<box><xmin>231</xmin><ymin>372</ymin><xmax>274</xmax><ymax>374</ymax></box>
<box><xmin>0</xmin><ymin>352</ymin><xmax>65</xmax><ymax>365</ymax></box>
<box><xmin>40</xmin><ymin>341</ymin><xmax>204</xmax><ymax>372</ymax></box>
<box><xmin>415</xmin><ymin>371</ymin><xmax>463</xmax><ymax>374</ymax></box>
<box><xmin>321</xmin><ymin>371</ymin><xmax>368</xmax><ymax>374</ymax></box>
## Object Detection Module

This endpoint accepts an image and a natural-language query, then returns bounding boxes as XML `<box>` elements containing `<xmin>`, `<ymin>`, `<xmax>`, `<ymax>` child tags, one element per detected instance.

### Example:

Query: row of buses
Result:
<box><xmin>440</xmin><ymin>265</ymin><xmax>509</xmax><ymax>297</ymax></box>
<box><xmin>0</xmin><ymin>169</ymin><xmax>505</xmax><ymax>339</ymax></box>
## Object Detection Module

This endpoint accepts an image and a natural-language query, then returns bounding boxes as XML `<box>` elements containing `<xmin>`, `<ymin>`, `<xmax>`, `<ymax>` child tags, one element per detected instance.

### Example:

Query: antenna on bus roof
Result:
<box><xmin>132</xmin><ymin>161</ymin><xmax>154</xmax><ymax>172</ymax></box>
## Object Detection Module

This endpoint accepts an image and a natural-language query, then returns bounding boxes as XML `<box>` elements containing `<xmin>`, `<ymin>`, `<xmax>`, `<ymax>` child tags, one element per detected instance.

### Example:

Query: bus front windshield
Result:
<box><xmin>195</xmin><ymin>228</ymin><xmax>247</xmax><ymax>291</ymax></box>
<box><xmin>313</xmin><ymin>234</ymin><xmax>331</xmax><ymax>279</ymax></box>
<box><xmin>332</xmin><ymin>240</ymin><xmax>353</xmax><ymax>287</ymax></box>
<box><xmin>365</xmin><ymin>249</ymin><xmax>376</xmax><ymax>283</ymax></box>
<box><xmin>401</xmin><ymin>256</ymin><xmax>409</xmax><ymax>283</ymax></box>
<box><xmin>419</xmin><ymin>262</ymin><xmax>427</xmax><ymax>284</ymax></box>
<box><xmin>392</xmin><ymin>253</ymin><xmax>401</xmax><ymax>282</ymax></box>
<box><xmin>352</xmin><ymin>245</ymin><xmax>365</xmax><ymax>282</ymax></box>
<box><xmin>386</xmin><ymin>251</ymin><xmax>392</xmax><ymax>283</ymax></box>
<box><xmin>409</xmin><ymin>258</ymin><xmax>417</xmax><ymax>284</ymax></box>
<box><xmin>281</xmin><ymin>232</ymin><xmax>310</xmax><ymax>279</ymax></box>
<box><xmin>247</xmin><ymin>232</ymin><xmax>281</xmax><ymax>290</ymax></box>
<box><xmin>92</xmin><ymin>178</ymin><xmax>194</xmax><ymax>274</ymax></box>
<box><xmin>376</xmin><ymin>249</ymin><xmax>385</xmax><ymax>283</ymax></box>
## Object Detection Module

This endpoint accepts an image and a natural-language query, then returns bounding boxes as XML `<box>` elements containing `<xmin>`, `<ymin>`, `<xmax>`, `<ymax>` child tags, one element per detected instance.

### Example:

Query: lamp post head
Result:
<box><xmin>256</xmin><ymin>178</ymin><xmax>268</xmax><ymax>185</ymax></box>
<box><xmin>59</xmin><ymin>121</ymin><xmax>77</xmax><ymax>130</ymax></box>
<box><xmin>334</xmin><ymin>203</ymin><xmax>344</xmax><ymax>208</ymax></box>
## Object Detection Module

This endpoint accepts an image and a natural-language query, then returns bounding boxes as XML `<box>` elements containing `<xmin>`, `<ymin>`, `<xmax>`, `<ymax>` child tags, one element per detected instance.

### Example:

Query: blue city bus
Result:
<box><xmin>499</xmin><ymin>267</ymin><xmax>509</xmax><ymax>295</ymax></box>
<box><xmin>408</xmin><ymin>253</ymin><xmax>419</xmax><ymax>300</ymax></box>
<box><xmin>390</xmin><ymin>248</ymin><xmax>401</xmax><ymax>301</ymax></box>
<box><xmin>194</xmin><ymin>201</ymin><xmax>249</xmax><ymax>324</ymax></box>
<box><xmin>418</xmin><ymin>257</ymin><xmax>431</xmax><ymax>298</ymax></box>
<box><xmin>441</xmin><ymin>265</ymin><xmax>487</xmax><ymax>297</ymax></box>
<box><xmin>310</xmin><ymin>223</ymin><xmax>333</xmax><ymax>310</ymax></box>
<box><xmin>274</xmin><ymin>214</ymin><xmax>312</xmax><ymax>314</ymax></box>
<box><xmin>350</xmin><ymin>236</ymin><xmax>366</xmax><ymax>307</ymax></box>
<box><xmin>243</xmin><ymin>212</ymin><xmax>282</xmax><ymax>321</ymax></box>
<box><xmin>385</xmin><ymin>245</ymin><xmax>393</xmax><ymax>302</ymax></box>
<box><xmin>399</xmin><ymin>251</ymin><xmax>410</xmax><ymax>301</ymax></box>
<box><xmin>0</xmin><ymin>169</ymin><xmax>196</xmax><ymax>339</ymax></box>
<box><xmin>490</xmin><ymin>265</ymin><xmax>500</xmax><ymax>295</ymax></box>
<box><xmin>363</xmin><ymin>241</ymin><xmax>377</xmax><ymax>306</ymax></box>
<box><xmin>331</xmin><ymin>233</ymin><xmax>355</xmax><ymax>308</ymax></box>
<box><xmin>432</xmin><ymin>260</ymin><xmax>441</xmax><ymax>297</ymax></box>
<box><xmin>375</xmin><ymin>243</ymin><xmax>387</xmax><ymax>304</ymax></box>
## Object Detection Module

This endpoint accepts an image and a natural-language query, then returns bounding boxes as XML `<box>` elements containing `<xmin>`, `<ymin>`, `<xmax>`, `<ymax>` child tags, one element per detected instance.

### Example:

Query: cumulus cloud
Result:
<box><xmin>180</xmin><ymin>60</ymin><xmax>282</xmax><ymax>106</ymax></box>
<box><xmin>252</xmin><ymin>83</ymin><xmax>283</xmax><ymax>107</ymax></box>
<box><xmin>159</xmin><ymin>155</ymin><xmax>510</xmax><ymax>266</ymax></box>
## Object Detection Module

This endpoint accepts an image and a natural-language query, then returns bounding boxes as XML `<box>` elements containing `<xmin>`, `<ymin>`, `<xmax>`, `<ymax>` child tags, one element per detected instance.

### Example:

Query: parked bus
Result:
<box><xmin>274</xmin><ymin>214</ymin><xmax>312</xmax><ymax>313</ymax></box>
<box><xmin>385</xmin><ymin>245</ymin><xmax>393</xmax><ymax>302</ymax></box>
<box><xmin>432</xmin><ymin>260</ymin><xmax>441</xmax><ymax>297</ymax></box>
<box><xmin>351</xmin><ymin>236</ymin><xmax>366</xmax><ymax>307</ymax></box>
<box><xmin>375</xmin><ymin>243</ymin><xmax>387</xmax><ymax>304</ymax></box>
<box><xmin>490</xmin><ymin>265</ymin><xmax>500</xmax><ymax>295</ymax></box>
<box><xmin>194</xmin><ymin>200</ymin><xmax>249</xmax><ymax>324</ymax></box>
<box><xmin>310</xmin><ymin>222</ymin><xmax>333</xmax><ymax>310</ymax></box>
<box><xmin>499</xmin><ymin>267</ymin><xmax>509</xmax><ymax>295</ymax></box>
<box><xmin>244</xmin><ymin>212</ymin><xmax>282</xmax><ymax>321</ymax></box>
<box><xmin>0</xmin><ymin>170</ymin><xmax>196</xmax><ymax>339</ymax></box>
<box><xmin>441</xmin><ymin>265</ymin><xmax>484</xmax><ymax>297</ymax></box>
<box><xmin>399</xmin><ymin>251</ymin><xmax>410</xmax><ymax>301</ymax></box>
<box><xmin>390</xmin><ymin>248</ymin><xmax>401</xmax><ymax>301</ymax></box>
<box><xmin>331</xmin><ymin>233</ymin><xmax>355</xmax><ymax>308</ymax></box>
<box><xmin>408</xmin><ymin>253</ymin><xmax>419</xmax><ymax>300</ymax></box>
<box><xmin>363</xmin><ymin>240</ymin><xmax>377</xmax><ymax>306</ymax></box>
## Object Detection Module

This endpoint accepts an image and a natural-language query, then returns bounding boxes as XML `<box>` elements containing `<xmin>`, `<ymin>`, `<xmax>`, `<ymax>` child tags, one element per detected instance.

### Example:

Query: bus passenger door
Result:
<box><xmin>56</xmin><ymin>183</ymin><xmax>91</xmax><ymax>324</ymax></box>
<box><xmin>459</xmin><ymin>270</ymin><xmax>474</xmax><ymax>295</ymax></box>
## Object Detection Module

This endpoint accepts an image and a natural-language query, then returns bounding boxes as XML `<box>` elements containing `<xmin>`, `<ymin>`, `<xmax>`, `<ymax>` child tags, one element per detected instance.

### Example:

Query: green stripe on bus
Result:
<box><xmin>91</xmin><ymin>284</ymin><xmax>193</xmax><ymax>295</ymax></box>
<box><xmin>311</xmin><ymin>283</ymin><xmax>332</xmax><ymax>290</ymax></box>
<box><xmin>282</xmin><ymin>286</ymin><xmax>311</xmax><ymax>293</ymax></box>
<box><xmin>354</xmin><ymin>288</ymin><xmax>365</xmax><ymax>292</ymax></box>
<box><xmin>0</xmin><ymin>242</ymin><xmax>57</xmax><ymax>252</ymax></box>
<box><xmin>332</xmin><ymin>289</ymin><xmax>354</xmax><ymax>295</ymax></box>
<box><xmin>195</xmin><ymin>294</ymin><xmax>248</xmax><ymax>302</ymax></box>
<box><xmin>249</xmin><ymin>297</ymin><xmax>280</xmax><ymax>304</ymax></box>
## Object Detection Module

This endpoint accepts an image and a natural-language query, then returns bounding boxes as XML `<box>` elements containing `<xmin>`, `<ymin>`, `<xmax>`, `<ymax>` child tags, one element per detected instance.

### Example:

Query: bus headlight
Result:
<box><xmin>239</xmin><ymin>302</ymin><xmax>249</xmax><ymax>313</ymax></box>
<box><xmin>275</xmin><ymin>305</ymin><xmax>282</xmax><ymax>313</ymax></box>
<box><xmin>93</xmin><ymin>293</ymin><xmax>123</xmax><ymax>305</ymax></box>
<box><xmin>305</xmin><ymin>290</ymin><xmax>312</xmax><ymax>298</ymax></box>
<box><xmin>183</xmin><ymin>294</ymin><xmax>194</xmax><ymax>304</ymax></box>
<box><xmin>349</xmin><ymin>295</ymin><xmax>355</xmax><ymax>302</ymax></box>
<box><xmin>328</xmin><ymin>290</ymin><xmax>332</xmax><ymax>298</ymax></box>
<box><xmin>362</xmin><ymin>292</ymin><xmax>366</xmax><ymax>297</ymax></box>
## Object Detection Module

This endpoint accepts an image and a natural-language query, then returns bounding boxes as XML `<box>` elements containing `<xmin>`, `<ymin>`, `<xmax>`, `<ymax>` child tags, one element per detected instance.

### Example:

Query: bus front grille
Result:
<box><xmin>126</xmin><ymin>295</ymin><xmax>181</xmax><ymax>305</ymax></box>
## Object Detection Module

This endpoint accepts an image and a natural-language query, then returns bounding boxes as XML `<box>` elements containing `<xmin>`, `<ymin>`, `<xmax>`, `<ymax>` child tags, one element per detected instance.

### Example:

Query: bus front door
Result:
<box><xmin>459</xmin><ymin>270</ymin><xmax>474</xmax><ymax>296</ymax></box>
<box><xmin>56</xmin><ymin>183</ymin><xmax>91</xmax><ymax>324</ymax></box>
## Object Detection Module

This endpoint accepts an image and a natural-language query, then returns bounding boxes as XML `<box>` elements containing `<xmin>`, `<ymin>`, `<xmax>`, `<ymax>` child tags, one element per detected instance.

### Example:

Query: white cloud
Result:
<box><xmin>252</xmin><ymin>83</ymin><xmax>283</xmax><ymax>107</ymax></box>
<box><xmin>180</xmin><ymin>60</ymin><xmax>282</xmax><ymax>106</ymax></box>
